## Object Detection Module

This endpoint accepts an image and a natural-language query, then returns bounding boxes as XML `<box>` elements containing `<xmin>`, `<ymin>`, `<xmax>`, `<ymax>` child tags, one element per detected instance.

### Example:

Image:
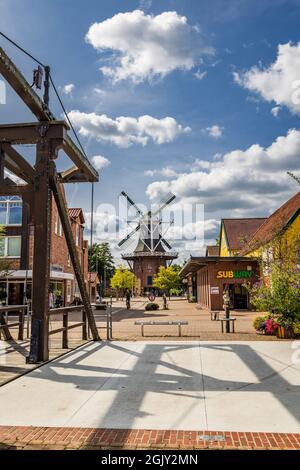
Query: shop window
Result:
<box><xmin>0</xmin><ymin>197</ymin><xmax>22</xmax><ymax>225</ymax></box>
<box><xmin>0</xmin><ymin>236</ymin><xmax>21</xmax><ymax>257</ymax></box>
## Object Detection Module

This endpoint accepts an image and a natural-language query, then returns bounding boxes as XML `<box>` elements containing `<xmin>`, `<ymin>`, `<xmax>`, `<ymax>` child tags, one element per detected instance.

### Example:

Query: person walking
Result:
<box><xmin>125</xmin><ymin>289</ymin><xmax>131</xmax><ymax>310</ymax></box>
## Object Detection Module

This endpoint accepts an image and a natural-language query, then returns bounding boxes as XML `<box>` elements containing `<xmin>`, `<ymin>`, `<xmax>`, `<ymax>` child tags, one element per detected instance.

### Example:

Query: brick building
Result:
<box><xmin>181</xmin><ymin>192</ymin><xmax>300</xmax><ymax>311</ymax></box>
<box><xmin>0</xmin><ymin>191</ymin><xmax>99</xmax><ymax>306</ymax></box>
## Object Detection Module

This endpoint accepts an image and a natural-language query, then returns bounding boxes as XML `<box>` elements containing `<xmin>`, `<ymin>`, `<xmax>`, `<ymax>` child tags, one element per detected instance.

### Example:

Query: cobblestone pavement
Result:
<box><xmin>0</xmin><ymin>426</ymin><xmax>299</xmax><ymax>450</ymax></box>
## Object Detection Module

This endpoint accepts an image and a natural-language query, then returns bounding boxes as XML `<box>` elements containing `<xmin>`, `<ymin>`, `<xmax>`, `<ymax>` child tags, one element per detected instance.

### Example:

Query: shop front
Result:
<box><xmin>181</xmin><ymin>256</ymin><xmax>259</xmax><ymax>311</ymax></box>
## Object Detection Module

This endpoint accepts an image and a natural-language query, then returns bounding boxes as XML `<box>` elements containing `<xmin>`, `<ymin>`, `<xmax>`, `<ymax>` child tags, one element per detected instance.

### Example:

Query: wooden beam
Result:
<box><xmin>0</xmin><ymin>46</ymin><xmax>98</xmax><ymax>182</ymax></box>
<box><xmin>0</xmin><ymin>121</ymin><xmax>67</xmax><ymax>145</ymax></box>
<box><xmin>0</xmin><ymin>181</ymin><xmax>31</xmax><ymax>196</ymax></box>
<box><xmin>59</xmin><ymin>165</ymin><xmax>90</xmax><ymax>183</ymax></box>
<box><xmin>50</xmin><ymin>173</ymin><xmax>100</xmax><ymax>341</ymax></box>
<box><xmin>0</xmin><ymin>47</ymin><xmax>54</xmax><ymax>122</ymax></box>
<box><xmin>2</xmin><ymin>143</ymin><xmax>36</xmax><ymax>183</ymax></box>
<box><xmin>62</xmin><ymin>136</ymin><xmax>98</xmax><ymax>182</ymax></box>
<box><xmin>27</xmin><ymin>141</ymin><xmax>53</xmax><ymax>363</ymax></box>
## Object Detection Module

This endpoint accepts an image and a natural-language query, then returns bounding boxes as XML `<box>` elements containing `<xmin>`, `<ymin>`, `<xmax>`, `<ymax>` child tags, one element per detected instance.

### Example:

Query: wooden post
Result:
<box><xmin>18</xmin><ymin>308</ymin><xmax>25</xmax><ymax>341</ymax></box>
<box><xmin>0</xmin><ymin>313</ymin><xmax>13</xmax><ymax>341</ymax></box>
<box><xmin>27</xmin><ymin>135</ymin><xmax>53</xmax><ymax>363</ymax></box>
<box><xmin>62</xmin><ymin>312</ymin><xmax>68</xmax><ymax>349</ymax></box>
<box><xmin>82</xmin><ymin>309</ymin><xmax>87</xmax><ymax>340</ymax></box>
<box><xmin>51</xmin><ymin>175</ymin><xmax>100</xmax><ymax>341</ymax></box>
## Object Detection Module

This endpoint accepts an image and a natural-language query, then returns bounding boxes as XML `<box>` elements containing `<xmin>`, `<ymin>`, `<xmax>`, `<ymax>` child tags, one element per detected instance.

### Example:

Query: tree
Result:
<box><xmin>88</xmin><ymin>242</ymin><xmax>115</xmax><ymax>292</ymax></box>
<box><xmin>110</xmin><ymin>267</ymin><xmax>136</xmax><ymax>300</ymax></box>
<box><xmin>153</xmin><ymin>266</ymin><xmax>182</xmax><ymax>299</ymax></box>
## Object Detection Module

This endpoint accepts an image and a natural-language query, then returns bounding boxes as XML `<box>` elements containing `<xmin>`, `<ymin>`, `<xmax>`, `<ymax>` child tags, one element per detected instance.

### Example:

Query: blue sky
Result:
<box><xmin>1</xmin><ymin>0</ymin><xmax>300</xmax><ymax>260</ymax></box>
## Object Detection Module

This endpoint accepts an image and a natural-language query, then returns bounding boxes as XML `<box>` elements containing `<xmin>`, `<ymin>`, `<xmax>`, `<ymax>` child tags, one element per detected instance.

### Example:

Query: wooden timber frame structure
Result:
<box><xmin>0</xmin><ymin>46</ymin><xmax>100</xmax><ymax>363</ymax></box>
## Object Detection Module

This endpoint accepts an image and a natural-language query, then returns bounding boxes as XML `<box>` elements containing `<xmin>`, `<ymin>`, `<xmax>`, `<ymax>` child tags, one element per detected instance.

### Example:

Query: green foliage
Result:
<box><xmin>110</xmin><ymin>267</ymin><xmax>135</xmax><ymax>292</ymax></box>
<box><xmin>145</xmin><ymin>302</ymin><xmax>159</xmax><ymax>311</ymax></box>
<box><xmin>253</xmin><ymin>315</ymin><xmax>268</xmax><ymax>330</ymax></box>
<box><xmin>153</xmin><ymin>266</ymin><xmax>182</xmax><ymax>296</ymax></box>
<box><xmin>88</xmin><ymin>242</ymin><xmax>115</xmax><ymax>283</ymax></box>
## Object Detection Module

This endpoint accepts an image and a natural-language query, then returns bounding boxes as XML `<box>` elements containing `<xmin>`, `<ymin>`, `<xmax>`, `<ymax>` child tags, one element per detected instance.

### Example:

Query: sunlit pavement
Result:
<box><xmin>0</xmin><ymin>340</ymin><xmax>299</xmax><ymax>449</ymax></box>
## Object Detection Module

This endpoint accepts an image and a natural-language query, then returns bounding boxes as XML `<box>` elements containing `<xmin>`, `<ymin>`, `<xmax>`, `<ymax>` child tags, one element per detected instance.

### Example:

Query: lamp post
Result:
<box><xmin>223</xmin><ymin>288</ymin><xmax>230</xmax><ymax>333</ymax></box>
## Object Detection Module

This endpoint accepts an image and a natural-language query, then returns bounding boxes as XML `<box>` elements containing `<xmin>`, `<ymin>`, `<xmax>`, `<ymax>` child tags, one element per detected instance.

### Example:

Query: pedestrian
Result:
<box><xmin>125</xmin><ymin>289</ymin><xmax>131</xmax><ymax>310</ymax></box>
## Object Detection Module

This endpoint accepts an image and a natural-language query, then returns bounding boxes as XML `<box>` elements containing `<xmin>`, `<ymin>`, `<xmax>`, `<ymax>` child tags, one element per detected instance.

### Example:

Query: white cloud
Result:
<box><xmin>234</xmin><ymin>42</ymin><xmax>300</xmax><ymax>114</ymax></box>
<box><xmin>271</xmin><ymin>106</ymin><xmax>281</xmax><ymax>117</ymax></box>
<box><xmin>68</xmin><ymin>110</ymin><xmax>190</xmax><ymax>147</ymax></box>
<box><xmin>91</xmin><ymin>155</ymin><xmax>111</xmax><ymax>170</ymax></box>
<box><xmin>62</xmin><ymin>83</ymin><xmax>75</xmax><ymax>95</ymax></box>
<box><xmin>203</xmin><ymin>124</ymin><xmax>224</xmax><ymax>139</ymax></box>
<box><xmin>144</xmin><ymin>167</ymin><xmax>179</xmax><ymax>178</ymax></box>
<box><xmin>146</xmin><ymin>129</ymin><xmax>300</xmax><ymax>215</ymax></box>
<box><xmin>85</xmin><ymin>10</ymin><xmax>214</xmax><ymax>83</ymax></box>
<box><xmin>194</xmin><ymin>69</ymin><xmax>207</xmax><ymax>80</ymax></box>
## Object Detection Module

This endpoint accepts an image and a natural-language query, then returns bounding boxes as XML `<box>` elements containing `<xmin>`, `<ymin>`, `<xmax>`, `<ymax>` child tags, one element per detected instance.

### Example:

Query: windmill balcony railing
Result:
<box><xmin>122</xmin><ymin>250</ymin><xmax>178</xmax><ymax>258</ymax></box>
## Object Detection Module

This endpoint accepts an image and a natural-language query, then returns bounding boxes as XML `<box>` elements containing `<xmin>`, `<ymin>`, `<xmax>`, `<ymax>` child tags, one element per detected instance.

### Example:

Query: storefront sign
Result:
<box><xmin>216</xmin><ymin>270</ymin><xmax>253</xmax><ymax>279</ymax></box>
<box><xmin>210</xmin><ymin>286</ymin><xmax>219</xmax><ymax>295</ymax></box>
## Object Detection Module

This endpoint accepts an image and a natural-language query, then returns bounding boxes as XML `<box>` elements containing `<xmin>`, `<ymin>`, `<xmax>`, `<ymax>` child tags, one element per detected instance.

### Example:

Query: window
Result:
<box><xmin>75</xmin><ymin>224</ymin><xmax>79</xmax><ymax>246</ymax></box>
<box><xmin>0</xmin><ymin>236</ymin><xmax>21</xmax><ymax>257</ymax></box>
<box><xmin>147</xmin><ymin>276</ymin><xmax>153</xmax><ymax>286</ymax></box>
<box><xmin>0</xmin><ymin>197</ymin><xmax>22</xmax><ymax>225</ymax></box>
<box><xmin>55</xmin><ymin>215</ymin><xmax>63</xmax><ymax>237</ymax></box>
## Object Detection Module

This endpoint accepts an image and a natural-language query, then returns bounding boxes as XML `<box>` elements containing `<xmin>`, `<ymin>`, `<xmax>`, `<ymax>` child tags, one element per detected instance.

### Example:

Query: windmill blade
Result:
<box><xmin>152</xmin><ymin>192</ymin><xmax>176</xmax><ymax>217</ymax></box>
<box><xmin>118</xmin><ymin>223</ymin><xmax>140</xmax><ymax>247</ymax></box>
<box><xmin>121</xmin><ymin>191</ymin><xmax>144</xmax><ymax>217</ymax></box>
<box><xmin>160</xmin><ymin>236</ymin><xmax>172</xmax><ymax>250</ymax></box>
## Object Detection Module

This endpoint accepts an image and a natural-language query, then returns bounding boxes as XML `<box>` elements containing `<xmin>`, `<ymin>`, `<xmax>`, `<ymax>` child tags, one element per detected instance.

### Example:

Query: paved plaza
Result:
<box><xmin>0</xmin><ymin>339</ymin><xmax>299</xmax><ymax>449</ymax></box>
<box><xmin>1</xmin><ymin>300</ymin><xmax>299</xmax><ymax>449</ymax></box>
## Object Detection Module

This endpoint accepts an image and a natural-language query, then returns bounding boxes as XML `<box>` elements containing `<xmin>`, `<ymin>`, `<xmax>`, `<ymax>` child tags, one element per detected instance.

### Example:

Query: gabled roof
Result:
<box><xmin>68</xmin><ymin>208</ymin><xmax>85</xmax><ymax>224</ymax></box>
<box><xmin>240</xmin><ymin>192</ymin><xmax>300</xmax><ymax>254</ymax></box>
<box><xmin>221</xmin><ymin>218</ymin><xmax>267</xmax><ymax>252</ymax></box>
<box><xmin>205</xmin><ymin>245</ymin><xmax>219</xmax><ymax>256</ymax></box>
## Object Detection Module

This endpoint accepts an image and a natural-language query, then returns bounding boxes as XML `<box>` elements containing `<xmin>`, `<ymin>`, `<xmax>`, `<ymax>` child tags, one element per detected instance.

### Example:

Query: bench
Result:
<box><xmin>210</xmin><ymin>310</ymin><xmax>220</xmax><ymax>321</ymax></box>
<box><xmin>220</xmin><ymin>317</ymin><xmax>236</xmax><ymax>333</ymax></box>
<box><xmin>135</xmin><ymin>320</ymin><xmax>188</xmax><ymax>337</ymax></box>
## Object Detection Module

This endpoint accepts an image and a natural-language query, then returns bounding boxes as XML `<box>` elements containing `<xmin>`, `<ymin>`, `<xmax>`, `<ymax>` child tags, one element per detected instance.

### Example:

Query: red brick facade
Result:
<box><xmin>0</xmin><ymin>193</ymin><xmax>95</xmax><ymax>306</ymax></box>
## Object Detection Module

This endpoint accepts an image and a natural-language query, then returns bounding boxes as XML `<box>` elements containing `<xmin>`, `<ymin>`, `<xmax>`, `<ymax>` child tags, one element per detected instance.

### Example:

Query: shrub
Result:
<box><xmin>145</xmin><ymin>302</ymin><xmax>159</xmax><ymax>311</ymax></box>
<box><xmin>253</xmin><ymin>315</ymin><xmax>266</xmax><ymax>330</ymax></box>
<box><xmin>292</xmin><ymin>320</ymin><xmax>300</xmax><ymax>335</ymax></box>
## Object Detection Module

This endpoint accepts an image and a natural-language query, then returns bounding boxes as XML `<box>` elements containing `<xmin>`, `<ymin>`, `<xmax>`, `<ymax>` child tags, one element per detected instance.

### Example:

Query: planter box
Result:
<box><xmin>277</xmin><ymin>325</ymin><xmax>294</xmax><ymax>339</ymax></box>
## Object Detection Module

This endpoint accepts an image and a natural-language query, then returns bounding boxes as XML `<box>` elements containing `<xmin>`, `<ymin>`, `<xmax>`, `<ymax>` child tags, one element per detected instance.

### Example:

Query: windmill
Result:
<box><xmin>118</xmin><ymin>191</ymin><xmax>178</xmax><ymax>295</ymax></box>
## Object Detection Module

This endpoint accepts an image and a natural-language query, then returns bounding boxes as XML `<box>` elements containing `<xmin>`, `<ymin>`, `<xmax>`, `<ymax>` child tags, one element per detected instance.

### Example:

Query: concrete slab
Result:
<box><xmin>0</xmin><ymin>341</ymin><xmax>299</xmax><ymax>433</ymax></box>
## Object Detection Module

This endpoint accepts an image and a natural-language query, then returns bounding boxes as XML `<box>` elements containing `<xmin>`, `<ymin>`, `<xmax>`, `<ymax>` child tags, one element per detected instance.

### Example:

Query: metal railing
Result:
<box><xmin>0</xmin><ymin>301</ymin><xmax>113</xmax><ymax>346</ymax></box>
<box><xmin>0</xmin><ymin>305</ymin><xmax>28</xmax><ymax>341</ymax></box>
<box><xmin>93</xmin><ymin>301</ymin><xmax>113</xmax><ymax>340</ymax></box>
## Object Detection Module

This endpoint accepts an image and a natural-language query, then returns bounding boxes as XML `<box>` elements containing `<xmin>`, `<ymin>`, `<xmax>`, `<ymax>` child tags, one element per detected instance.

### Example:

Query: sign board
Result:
<box><xmin>210</xmin><ymin>286</ymin><xmax>219</xmax><ymax>295</ymax></box>
<box><xmin>148</xmin><ymin>293</ymin><xmax>156</xmax><ymax>302</ymax></box>
<box><xmin>216</xmin><ymin>270</ymin><xmax>253</xmax><ymax>279</ymax></box>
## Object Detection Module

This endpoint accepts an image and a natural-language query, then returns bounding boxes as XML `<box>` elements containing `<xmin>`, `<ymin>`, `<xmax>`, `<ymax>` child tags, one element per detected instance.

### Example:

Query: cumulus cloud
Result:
<box><xmin>234</xmin><ymin>42</ymin><xmax>300</xmax><ymax>114</ymax></box>
<box><xmin>91</xmin><ymin>155</ymin><xmax>111</xmax><ymax>170</ymax></box>
<box><xmin>271</xmin><ymin>106</ymin><xmax>281</xmax><ymax>117</ymax></box>
<box><xmin>203</xmin><ymin>124</ymin><xmax>223</xmax><ymax>139</ymax></box>
<box><xmin>68</xmin><ymin>110</ymin><xmax>190</xmax><ymax>147</ymax></box>
<box><xmin>144</xmin><ymin>167</ymin><xmax>179</xmax><ymax>178</ymax></box>
<box><xmin>194</xmin><ymin>69</ymin><xmax>207</xmax><ymax>80</ymax></box>
<box><xmin>146</xmin><ymin>129</ymin><xmax>300</xmax><ymax>215</ymax></box>
<box><xmin>85</xmin><ymin>10</ymin><xmax>214</xmax><ymax>83</ymax></box>
<box><xmin>62</xmin><ymin>83</ymin><xmax>75</xmax><ymax>95</ymax></box>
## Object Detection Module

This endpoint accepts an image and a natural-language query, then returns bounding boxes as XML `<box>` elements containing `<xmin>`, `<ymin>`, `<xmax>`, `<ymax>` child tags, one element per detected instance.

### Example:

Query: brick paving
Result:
<box><xmin>0</xmin><ymin>425</ymin><xmax>299</xmax><ymax>450</ymax></box>
<box><xmin>107</xmin><ymin>298</ymin><xmax>279</xmax><ymax>341</ymax></box>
